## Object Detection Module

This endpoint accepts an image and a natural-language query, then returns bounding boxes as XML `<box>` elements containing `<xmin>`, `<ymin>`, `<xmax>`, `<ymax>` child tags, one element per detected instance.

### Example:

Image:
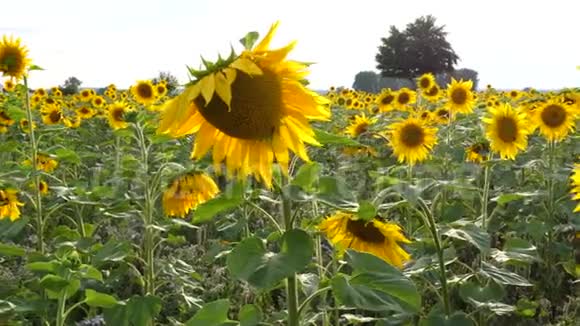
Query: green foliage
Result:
<box><xmin>375</xmin><ymin>15</ymin><xmax>459</xmax><ymax>79</ymax></box>
<box><xmin>60</xmin><ymin>76</ymin><xmax>82</xmax><ymax>95</ymax></box>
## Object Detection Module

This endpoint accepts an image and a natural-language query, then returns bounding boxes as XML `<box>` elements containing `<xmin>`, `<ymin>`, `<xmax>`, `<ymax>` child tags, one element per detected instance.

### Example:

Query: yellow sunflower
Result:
<box><xmin>446</xmin><ymin>78</ymin><xmax>475</xmax><ymax>114</ymax></box>
<box><xmin>131</xmin><ymin>80</ymin><xmax>157</xmax><ymax>106</ymax></box>
<box><xmin>507</xmin><ymin>90</ymin><xmax>522</xmax><ymax>101</ymax></box>
<box><xmin>157</xmin><ymin>22</ymin><xmax>330</xmax><ymax>188</ymax></box>
<box><xmin>63</xmin><ymin>114</ymin><xmax>81</xmax><ymax>129</ymax></box>
<box><xmin>34</xmin><ymin>88</ymin><xmax>47</xmax><ymax>98</ymax></box>
<box><xmin>19</xmin><ymin>119</ymin><xmax>36</xmax><ymax>133</ymax></box>
<box><xmin>318</xmin><ymin>211</ymin><xmax>411</xmax><ymax>268</ymax></box>
<box><xmin>79</xmin><ymin>89</ymin><xmax>94</xmax><ymax>102</ymax></box>
<box><xmin>34</xmin><ymin>153</ymin><xmax>58</xmax><ymax>172</ymax></box>
<box><xmin>3</xmin><ymin>79</ymin><xmax>16</xmax><ymax>92</ymax></box>
<box><xmin>466</xmin><ymin>142</ymin><xmax>490</xmax><ymax>163</ymax></box>
<box><xmin>345</xmin><ymin>113</ymin><xmax>376</xmax><ymax>138</ymax></box>
<box><xmin>376</xmin><ymin>89</ymin><xmax>396</xmax><ymax>112</ymax></box>
<box><xmin>0</xmin><ymin>188</ymin><xmax>24</xmax><ymax>221</ymax></box>
<box><xmin>387</xmin><ymin>117</ymin><xmax>438</xmax><ymax>165</ymax></box>
<box><xmin>92</xmin><ymin>96</ymin><xmax>105</xmax><ymax>108</ymax></box>
<box><xmin>0</xmin><ymin>36</ymin><xmax>31</xmax><ymax>80</ymax></box>
<box><xmin>107</xmin><ymin>102</ymin><xmax>130</xmax><ymax>130</ymax></box>
<box><xmin>417</xmin><ymin>73</ymin><xmax>436</xmax><ymax>91</ymax></box>
<box><xmin>482</xmin><ymin>103</ymin><xmax>530</xmax><ymax>160</ymax></box>
<box><xmin>571</xmin><ymin>164</ymin><xmax>580</xmax><ymax>212</ymax></box>
<box><xmin>0</xmin><ymin>110</ymin><xmax>14</xmax><ymax>126</ymax></box>
<box><xmin>162</xmin><ymin>172</ymin><xmax>219</xmax><ymax>218</ymax></box>
<box><xmin>155</xmin><ymin>83</ymin><xmax>168</xmax><ymax>98</ymax></box>
<box><xmin>533</xmin><ymin>98</ymin><xmax>576</xmax><ymax>142</ymax></box>
<box><xmin>423</xmin><ymin>85</ymin><xmax>442</xmax><ymax>102</ymax></box>
<box><xmin>76</xmin><ymin>106</ymin><xmax>95</xmax><ymax>119</ymax></box>
<box><xmin>394</xmin><ymin>88</ymin><xmax>416</xmax><ymax>110</ymax></box>
<box><xmin>40</xmin><ymin>103</ymin><xmax>63</xmax><ymax>125</ymax></box>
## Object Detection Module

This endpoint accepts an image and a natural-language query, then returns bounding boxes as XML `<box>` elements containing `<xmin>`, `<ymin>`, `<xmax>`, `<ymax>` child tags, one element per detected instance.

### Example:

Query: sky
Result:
<box><xmin>1</xmin><ymin>0</ymin><xmax>579</xmax><ymax>91</ymax></box>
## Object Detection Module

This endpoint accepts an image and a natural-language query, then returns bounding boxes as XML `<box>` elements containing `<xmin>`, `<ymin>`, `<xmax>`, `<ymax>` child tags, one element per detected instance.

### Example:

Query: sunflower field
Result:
<box><xmin>0</xmin><ymin>23</ymin><xmax>579</xmax><ymax>326</ymax></box>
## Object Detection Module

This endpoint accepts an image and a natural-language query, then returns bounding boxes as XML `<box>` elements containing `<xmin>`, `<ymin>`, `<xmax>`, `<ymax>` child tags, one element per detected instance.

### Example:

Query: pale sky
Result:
<box><xmin>2</xmin><ymin>0</ymin><xmax>578</xmax><ymax>91</ymax></box>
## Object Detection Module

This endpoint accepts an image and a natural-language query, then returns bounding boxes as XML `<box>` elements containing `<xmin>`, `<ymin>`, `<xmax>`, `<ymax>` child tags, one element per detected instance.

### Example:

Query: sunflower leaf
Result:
<box><xmin>240</xmin><ymin>31</ymin><xmax>259</xmax><ymax>50</ymax></box>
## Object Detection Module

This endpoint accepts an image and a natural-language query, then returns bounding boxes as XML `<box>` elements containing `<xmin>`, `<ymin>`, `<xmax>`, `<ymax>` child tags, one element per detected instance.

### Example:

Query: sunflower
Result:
<box><xmin>387</xmin><ymin>117</ymin><xmax>438</xmax><ymax>165</ymax></box>
<box><xmin>533</xmin><ymin>98</ymin><xmax>576</xmax><ymax>142</ymax></box>
<box><xmin>507</xmin><ymin>90</ymin><xmax>522</xmax><ymax>101</ymax></box>
<box><xmin>76</xmin><ymin>106</ymin><xmax>95</xmax><ymax>119</ymax></box>
<box><xmin>0</xmin><ymin>123</ymin><xmax>8</xmax><ymax>134</ymax></box>
<box><xmin>376</xmin><ymin>89</ymin><xmax>396</xmax><ymax>112</ymax></box>
<box><xmin>157</xmin><ymin>22</ymin><xmax>330</xmax><ymax>188</ymax></box>
<box><xmin>571</xmin><ymin>164</ymin><xmax>580</xmax><ymax>212</ymax></box>
<box><xmin>79</xmin><ymin>89</ymin><xmax>94</xmax><ymax>102</ymax></box>
<box><xmin>394</xmin><ymin>88</ymin><xmax>416</xmax><ymax>110</ymax></box>
<box><xmin>63</xmin><ymin>114</ymin><xmax>81</xmax><ymax>129</ymax></box>
<box><xmin>342</xmin><ymin>145</ymin><xmax>377</xmax><ymax>157</ymax></box>
<box><xmin>131</xmin><ymin>80</ymin><xmax>157</xmax><ymax>106</ymax></box>
<box><xmin>0</xmin><ymin>36</ymin><xmax>31</xmax><ymax>80</ymax></box>
<box><xmin>40</xmin><ymin>103</ymin><xmax>62</xmax><ymax>125</ymax></box>
<box><xmin>417</xmin><ymin>73</ymin><xmax>436</xmax><ymax>91</ymax></box>
<box><xmin>19</xmin><ymin>119</ymin><xmax>36</xmax><ymax>133</ymax></box>
<box><xmin>107</xmin><ymin>102</ymin><xmax>130</xmax><ymax>130</ymax></box>
<box><xmin>318</xmin><ymin>211</ymin><xmax>411</xmax><ymax>268</ymax></box>
<box><xmin>92</xmin><ymin>96</ymin><xmax>105</xmax><ymax>108</ymax></box>
<box><xmin>446</xmin><ymin>78</ymin><xmax>475</xmax><ymax>114</ymax></box>
<box><xmin>418</xmin><ymin>109</ymin><xmax>434</xmax><ymax>124</ymax></box>
<box><xmin>466</xmin><ymin>142</ymin><xmax>490</xmax><ymax>163</ymax></box>
<box><xmin>155</xmin><ymin>83</ymin><xmax>168</xmax><ymax>98</ymax></box>
<box><xmin>35</xmin><ymin>180</ymin><xmax>49</xmax><ymax>196</ymax></box>
<box><xmin>423</xmin><ymin>85</ymin><xmax>442</xmax><ymax>102</ymax></box>
<box><xmin>0</xmin><ymin>188</ymin><xmax>24</xmax><ymax>221</ymax></box>
<box><xmin>33</xmin><ymin>153</ymin><xmax>58</xmax><ymax>172</ymax></box>
<box><xmin>482</xmin><ymin>103</ymin><xmax>530</xmax><ymax>160</ymax></box>
<box><xmin>345</xmin><ymin>113</ymin><xmax>376</xmax><ymax>138</ymax></box>
<box><xmin>162</xmin><ymin>172</ymin><xmax>219</xmax><ymax>217</ymax></box>
<box><xmin>3</xmin><ymin>79</ymin><xmax>16</xmax><ymax>92</ymax></box>
<box><xmin>0</xmin><ymin>110</ymin><xmax>14</xmax><ymax>126</ymax></box>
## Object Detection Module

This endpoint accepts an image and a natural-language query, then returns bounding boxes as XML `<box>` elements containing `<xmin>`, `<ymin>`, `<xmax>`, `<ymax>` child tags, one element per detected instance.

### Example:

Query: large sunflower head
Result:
<box><xmin>157</xmin><ymin>22</ymin><xmax>330</xmax><ymax>188</ymax></box>
<box><xmin>0</xmin><ymin>36</ymin><xmax>31</xmax><ymax>80</ymax></box>
<box><xmin>0</xmin><ymin>188</ymin><xmax>24</xmax><ymax>221</ymax></box>
<box><xmin>446</xmin><ymin>78</ymin><xmax>475</xmax><ymax>114</ymax></box>
<box><xmin>482</xmin><ymin>103</ymin><xmax>530</xmax><ymax>160</ymax></box>
<box><xmin>423</xmin><ymin>85</ymin><xmax>442</xmax><ymax>102</ymax></box>
<box><xmin>393</xmin><ymin>87</ymin><xmax>416</xmax><ymax>110</ymax></box>
<box><xmin>3</xmin><ymin>79</ymin><xmax>16</xmax><ymax>92</ymax></box>
<box><xmin>131</xmin><ymin>80</ymin><xmax>157</xmax><ymax>106</ymax></box>
<box><xmin>571</xmin><ymin>164</ymin><xmax>580</xmax><ymax>213</ymax></box>
<box><xmin>417</xmin><ymin>73</ymin><xmax>436</xmax><ymax>91</ymax></box>
<box><xmin>533</xmin><ymin>98</ymin><xmax>576</xmax><ymax>142</ymax></box>
<box><xmin>40</xmin><ymin>103</ymin><xmax>63</xmax><ymax>125</ymax></box>
<box><xmin>376</xmin><ymin>88</ymin><xmax>396</xmax><ymax>112</ymax></box>
<box><xmin>386</xmin><ymin>117</ymin><xmax>438</xmax><ymax>165</ymax></box>
<box><xmin>162</xmin><ymin>172</ymin><xmax>219</xmax><ymax>218</ymax></box>
<box><xmin>318</xmin><ymin>211</ymin><xmax>411</xmax><ymax>268</ymax></box>
<box><xmin>345</xmin><ymin>113</ymin><xmax>376</xmax><ymax>138</ymax></box>
<box><xmin>107</xmin><ymin>102</ymin><xmax>131</xmax><ymax>130</ymax></box>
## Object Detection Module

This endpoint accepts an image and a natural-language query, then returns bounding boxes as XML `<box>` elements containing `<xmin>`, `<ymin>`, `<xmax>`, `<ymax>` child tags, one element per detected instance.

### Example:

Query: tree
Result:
<box><xmin>375</xmin><ymin>15</ymin><xmax>459</xmax><ymax>81</ymax></box>
<box><xmin>61</xmin><ymin>76</ymin><xmax>82</xmax><ymax>95</ymax></box>
<box><xmin>352</xmin><ymin>71</ymin><xmax>380</xmax><ymax>93</ymax></box>
<box><xmin>152</xmin><ymin>71</ymin><xmax>180</xmax><ymax>96</ymax></box>
<box><xmin>436</xmin><ymin>68</ymin><xmax>479</xmax><ymax>90</ymax></box>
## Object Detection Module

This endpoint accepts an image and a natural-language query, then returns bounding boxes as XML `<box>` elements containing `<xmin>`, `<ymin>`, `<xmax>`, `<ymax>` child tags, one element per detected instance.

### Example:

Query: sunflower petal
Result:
<box><xmin>199</xmin><ymin>74</ymin><xmax>216</xmax><ymax>105</ymax></box>
<box><xmin>214</xmin><ymin>72</ymin><xmax>232</xmax><ymax>111</ymax></box>
<box><xmin>230</xmin><ymin>58</ymin><xmax>263</xmax><ymax>76</ymax></box>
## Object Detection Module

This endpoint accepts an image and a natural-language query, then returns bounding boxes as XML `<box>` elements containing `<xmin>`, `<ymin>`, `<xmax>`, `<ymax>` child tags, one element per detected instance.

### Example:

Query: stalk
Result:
<box><xmin>281</xmin><ymin>187</ymin><xmax>299</xmax><ymax>326</ymax></box>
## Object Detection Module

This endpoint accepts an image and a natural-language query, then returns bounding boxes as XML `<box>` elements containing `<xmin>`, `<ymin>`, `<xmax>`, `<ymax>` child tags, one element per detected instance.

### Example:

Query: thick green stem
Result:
<box><xmin>23</xmin><ymin>77</ymin><xmax>44</xmax><ymax>254</ymax></box>
<box><xmin>136</xmin><ymin>124</ymin><xmax>155</xmax><ymax>296</ymax></box>
<box><xmin>547</xmin><ymin>141</ymin><xmax>555</xmax><ymax>222</ymax></box>
<box><xmin>55</xmin><ymin>291</ymin><xmax>67</xmax><ymax>326</ymax></box>
<box><xmin>481</xmin><ymin>164</ymin><xmax>491</xmax><ymax>231</ymax></box>
<box><xmin>282</xmin><ymin>187</ymin><xmax>299</xmax><ymax>326</ymax></box>
<box><xmin>312</xmin><ymin>201</ymin><xmax>329</xmax><ymax>326</ymax></box>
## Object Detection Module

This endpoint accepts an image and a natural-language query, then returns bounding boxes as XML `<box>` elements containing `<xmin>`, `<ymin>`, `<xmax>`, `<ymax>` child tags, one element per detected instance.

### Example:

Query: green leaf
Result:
<box><xmin>29</xmin><ymin>64</ymin><xmax>45</xmax><ymax>71</ymax></box>
<box><xmin>93</xmin><ymin>240</ymin><xmax>130</xmax><ymax>266</ymax></box>
<box><xmin>240</xmin><ymin>31</ymin><xmax>260</xmax><ymax>50</ymax></box>
<box><xmin>357</xmin><ymin>200</ymin><xmax>377</xmax><ymax>221</ymax></box>
<box><xmin>316</xmin><ymin>176</ymin><xmax>357</xmax><ymax>208</ymax></box>
<box><xmin>227</xmin><ymin>229</ymin><xmax>313</xmax><ymax>289</ymax></box>
<box><xmin>459</xmin><ymin>280</ymin><xmax>505</xmax><ymax>304</ymax></box>
<box><xmin>420</xmin><ymin>311</ymin><xmax>474</xmax><ymax>326</ymax></box>
<box><xmin>515</xmin><ymin>298</ymin><xmax>539</xmax><ymax>318</ymax></box>
<box><xmin>479</xmin><ymin>262</ymin><xmax>532</xmax><ymax>286</ymax></box>
<box><xmin>0</xmin><ymin>214</ymin><xmax>29</xmax><ymax>240</ymax></box>
<box><xmin>193</xmin><ymin>181</ymin><xmax>244</xmax><ymax>223</ymax></box>
<box><xmin>314</xmin><ymin>129</ymin><xmax>361</xmax><ymax>146</ymax></box>
<box><xmin>26</xmin><ymin>261</ymin><xmax>58</xmax><ymax>273</ymax></box>
<box><xmin>239</xmin><ymin>304</ymin><xmax>262</xmax><ymax>326</ymax></box>
<box><xmin>85</xmin><ymin>289</ymin><xmax>118</xmax><ymax>308</ymax></box>
<box><xmin>490</xmin><ymin>238</ymin><xmax>540</xmax><ymax>265</ymax></box>
<box><xmin>0</xmin><ymin>243</ymin><xmax>26</xmax><ymax>257</ymax></box>
<box><xmin>331</xmin><ymin>250</ymin><xmax>421</xmax><ymax>314</ymax></box>
<box><xmin>39</xmin><ymin>274</ymin><xmax>70</xmax><ymax>292</ymax></box>
<box><xmin>79</xmin><ymin>264</ymin><xmax>103</xmax><ymax>281</ymax></box>
<box><xmin>54</xmin><ymin>148</ymin><xmax>81</xmax><ymax>164</ymax></box>
<box><xmin>291</xmin><ymin>162</ymin><xmax>320</xmax><ymax>190</ymax></box>
<box><xmin>492</xmin><ymin>192</ymin><xmax>538</xmax><ymax>206</ymax></box>
<box><xmin>186</xmin><ymin>299</ymin><xmax>235</xmax><ymax>326</ymax></box>
<box><xmin>128</xmin><ymin>295</ymin><xmax>162</xmax><ymax>325</ymax></box>
<box><xmin>441</xmin><ymin>221</ymin><xmax>490</xmax><ymax>253</ymax></box>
